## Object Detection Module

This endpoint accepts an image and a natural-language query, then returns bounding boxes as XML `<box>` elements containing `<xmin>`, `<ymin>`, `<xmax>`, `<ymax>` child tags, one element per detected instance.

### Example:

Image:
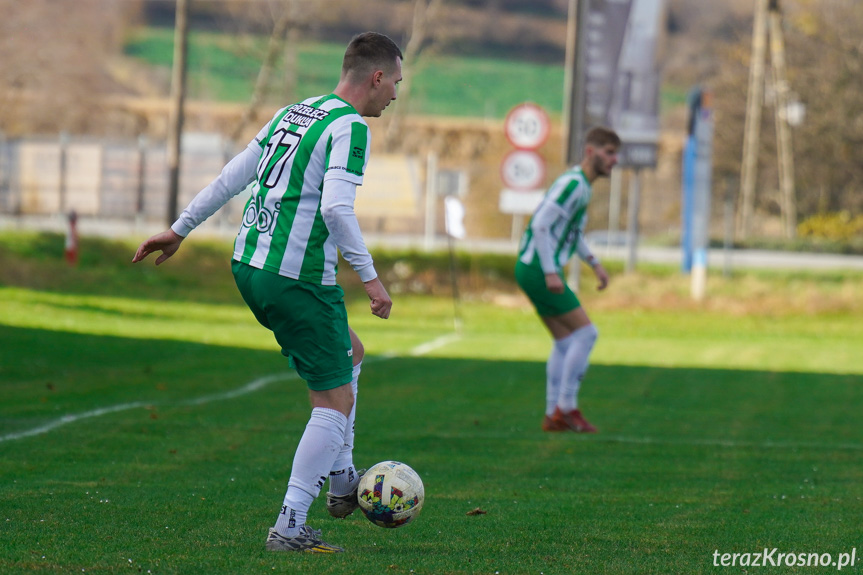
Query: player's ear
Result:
<box><xmin>372</xmin><ymin>70</ymin><xmax>384</xmax><ymax>86</ymax></box>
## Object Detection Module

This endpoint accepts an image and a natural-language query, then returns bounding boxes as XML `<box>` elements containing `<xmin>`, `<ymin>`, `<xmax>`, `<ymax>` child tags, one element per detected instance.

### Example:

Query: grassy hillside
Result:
<box><xmin>124</xmin><ymin>27</ymin><xmax>566</xmax><ymax>118</ymax></box>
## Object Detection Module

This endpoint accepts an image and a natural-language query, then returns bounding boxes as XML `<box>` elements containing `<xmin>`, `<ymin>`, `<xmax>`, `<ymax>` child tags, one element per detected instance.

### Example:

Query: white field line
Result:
<box><xmin>409</xmin><ymin>333</ymin><xmax>462</xmax><ymax>356</ymax></box>
<box><xmin>178</xmin><ymin>372</ymin><xmax>296</xmax><ymax>407</ymax></box>
<box><xmin>595</xmin><ymin>434</ymin><xmax>863</xmax><ymax>452</ymax></box>
<box><xmin>0</xmin><ymin>372</ymin><xmax>301</xmax><ymax>444</ymax></box>
<box><xmin>0</xmin><ymin>402</ymin><xmax>150</xmax><ymax>443</ymax></box>
<box><xmin>423</xmin><ymin>431</ymin><xmax>863</xmax><ymax>452</ymax></box>
<box><xmin>17</xmin><ymin>331</ymin><xmax>855</xmax><ymax>453</ymax></box>
<box><xmin>0</xmin><ymin>335</ymin><xmax>463</xmax><ymax>444</ymax></box>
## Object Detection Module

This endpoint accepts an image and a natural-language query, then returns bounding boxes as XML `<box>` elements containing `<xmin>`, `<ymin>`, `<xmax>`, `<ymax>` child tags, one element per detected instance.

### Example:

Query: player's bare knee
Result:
<box><xmin>311</xmin><ymin>384</ymin><xmax>355</xmax><ymax>416</ymax></box>
<box><xmin>351</xmin><ymin>335</ymin><xmax>365</xmax><ymax>365</ymax></box>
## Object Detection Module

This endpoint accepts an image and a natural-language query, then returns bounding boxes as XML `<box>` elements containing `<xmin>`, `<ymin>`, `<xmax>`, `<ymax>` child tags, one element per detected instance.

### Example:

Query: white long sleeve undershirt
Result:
<box><xmin>171</xmin><ymin>145</ymin><xmax>259</xmax><ymax>238</ymax></box>
<box><xmin>321</xmin><ymin>177</ymin><xmax>377</xmax><ymax>283</ymax></box>
<box><xmin>575</xmin><ymin>236</ymin><xmax>599</xmax><ymax>267</ymax></box>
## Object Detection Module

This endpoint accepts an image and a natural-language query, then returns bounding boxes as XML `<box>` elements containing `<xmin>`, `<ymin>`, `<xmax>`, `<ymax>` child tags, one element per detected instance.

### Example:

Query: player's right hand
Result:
<box><xmin>132</xmin><ymin>229</ymin><xmax>185</xmax><ymax>266</ymax></box>
<box><xmin>544</xmin><ymin>273</ymin><xmax>565</xmax><ymax>294</ymax></box>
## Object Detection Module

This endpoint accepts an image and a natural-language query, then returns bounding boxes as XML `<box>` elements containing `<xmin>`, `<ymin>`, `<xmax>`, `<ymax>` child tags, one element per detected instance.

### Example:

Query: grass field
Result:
<box><xmin>2</xmin><ymin>233</ymin><xmax>863</xmax><ymax>574</ymax></box>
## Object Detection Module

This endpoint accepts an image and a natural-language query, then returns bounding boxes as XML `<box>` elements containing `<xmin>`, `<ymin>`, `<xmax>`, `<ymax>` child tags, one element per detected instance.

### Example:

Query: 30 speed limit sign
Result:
<box><xmin>504</xmin><ymin>103</ymin><xmax>550</xmax><ymax>150</ymax></box>
<box><xmin>500</xmin><ymin>149</ymin><xmax>545</xmax><ymax>190</ymax></box>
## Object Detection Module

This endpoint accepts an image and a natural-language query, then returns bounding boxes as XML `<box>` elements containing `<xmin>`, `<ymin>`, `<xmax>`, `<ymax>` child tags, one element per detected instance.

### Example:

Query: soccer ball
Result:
<box><xmin>358</xmin><ymin>461</ymin><xmax>424</xmax><ymax>528</ymax></box>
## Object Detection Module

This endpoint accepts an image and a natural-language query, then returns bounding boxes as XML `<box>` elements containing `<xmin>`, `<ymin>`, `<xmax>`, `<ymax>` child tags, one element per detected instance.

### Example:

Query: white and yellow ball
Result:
<box><xmin>358</xmin><ymin>461</ymin><xmax>424</xmax><ymax>528</ymax></box>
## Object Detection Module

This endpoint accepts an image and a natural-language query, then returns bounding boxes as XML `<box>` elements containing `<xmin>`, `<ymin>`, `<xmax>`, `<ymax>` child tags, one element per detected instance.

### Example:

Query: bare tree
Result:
<box><xmin>166</xmin><ymin>0</ymin><xmax>190</xmax><ymax>226</ymax></box>
<box><xmin>787</xmin><ymin>0</ymin><xmax>863</xmax><ymax>216</ymax></box>
<box><xmin>707</xmin><ymin>0</ymin><xmax>863</xmax><ymax>235</ymax></box>
<box><xmin>383</xmin><ymin>0</ymin><xmax>445</xmax><ymax>152</ymax></box>
<box><xmin>230</xmin><ymin>0</ymin><xmax>306</xmax><ymax>144</ymax></box>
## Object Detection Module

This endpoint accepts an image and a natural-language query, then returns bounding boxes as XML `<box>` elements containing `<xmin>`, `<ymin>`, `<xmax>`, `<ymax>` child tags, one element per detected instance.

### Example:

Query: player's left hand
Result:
<box><xmin>363</xmin><ymin>277</ymin><xmax>392</xmax><ymax>319</ymax></box>
<box><xmin>593</xmin><ymin>263</ymin><xmax>609</xmax><ymax>291</ymax></box>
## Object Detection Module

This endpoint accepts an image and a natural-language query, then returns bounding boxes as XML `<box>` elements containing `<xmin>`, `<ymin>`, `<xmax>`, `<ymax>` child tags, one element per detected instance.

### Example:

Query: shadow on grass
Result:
<box><xmin>3</xmin><ymin>324</ymin><xmax>861</xmax><ymax>450</ymax></box>
<box><xmin>3</xmin><ymin>326</ymin><xmax>863</xmax><ymax>575</ymax></box>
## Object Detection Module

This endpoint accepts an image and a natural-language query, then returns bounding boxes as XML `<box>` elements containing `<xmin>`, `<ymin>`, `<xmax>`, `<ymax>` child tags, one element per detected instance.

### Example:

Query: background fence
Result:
<box><xmin>0</xmin><ymin>132</ymin><xmax>246</xmax><ymax>231</ymax></box>
<box><xmin>0</xmin><ymin>131</ymin><xmax>431</xmax><ymax>241</ymax></box>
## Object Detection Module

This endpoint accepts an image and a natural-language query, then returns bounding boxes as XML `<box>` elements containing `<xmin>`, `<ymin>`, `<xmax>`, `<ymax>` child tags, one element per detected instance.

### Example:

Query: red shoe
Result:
<box><xmin>542</xmin><ymin>411</ymin><xmax>569</xmax><ymax>432</ymax></box>
<box><xmin>567</xmin><ymin>409</ymin><xmax>598</xmax><ymax>433</ymax></box>
<box><xmin>549</xmin><ymin>407</ymin><xmax>598</xmax><ymax>433</ymax></box>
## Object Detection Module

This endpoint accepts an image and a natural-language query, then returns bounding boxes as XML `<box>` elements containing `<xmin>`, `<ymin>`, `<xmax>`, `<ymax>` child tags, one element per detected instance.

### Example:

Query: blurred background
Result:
<box><xmin>0</xmin><ymin>0</ymin><xmax>861</xmax><ymax>258</ymax></box>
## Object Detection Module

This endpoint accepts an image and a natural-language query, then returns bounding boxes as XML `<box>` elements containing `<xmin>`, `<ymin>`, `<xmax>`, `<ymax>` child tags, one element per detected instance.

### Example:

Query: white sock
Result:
<box><xmin>275</xmin><ymin>407</ymin><xmax>347</xmax><ymax>536</ymax></box>
<box><xmin>546</xmin><ymin>338</ymin><xmax>569</xmax><ymax>416</ymax></box>
<box><xmin>329</xmin><ymin>363</ymin><xmax>361</xmax><ymax>495</ymax></box>
<box><xmin>328</xmin><ymin>465</ymin><xmax>359</xmax><ymax>496</ymax></box>
<box><xmin>556</xmin><ymin>324</ymin><xmax>598</xmax><ymax>412</ymax></box>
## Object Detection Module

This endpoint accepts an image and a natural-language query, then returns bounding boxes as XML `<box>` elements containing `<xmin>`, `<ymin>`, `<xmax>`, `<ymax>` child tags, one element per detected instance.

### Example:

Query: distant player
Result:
<box><xmin>515</xmin><ymin>126</ymin><xmax>620</xmax><ymax>433</ymax></box>
<box><xmin>133</xmin><ymin>32</ymin><xmax>403</xmax><ymax>552</ymax></box>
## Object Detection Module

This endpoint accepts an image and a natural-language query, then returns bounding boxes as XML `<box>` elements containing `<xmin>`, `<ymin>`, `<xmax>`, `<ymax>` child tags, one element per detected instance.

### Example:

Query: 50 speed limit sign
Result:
<box><xmin>504</xmin><ymin>103</ymin><xmax>550</xmax><ymax>150</ymax></box>
<box><xmin>500</xmin><ymin>149</ymin><xmax>545</xmax><ymax>190</ymax></box>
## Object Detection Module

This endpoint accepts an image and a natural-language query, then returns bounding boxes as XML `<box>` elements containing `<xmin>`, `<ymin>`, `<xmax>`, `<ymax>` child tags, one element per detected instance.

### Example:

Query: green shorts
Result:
<box><xmin>232</xmin><ymin>260</ymin><xmax>353</xmax><ymax>391</ymax></box>
<box><xmin>515</xmin><ymin>259</ymin><xmax>581</xmax><ymax>317</ymax></box>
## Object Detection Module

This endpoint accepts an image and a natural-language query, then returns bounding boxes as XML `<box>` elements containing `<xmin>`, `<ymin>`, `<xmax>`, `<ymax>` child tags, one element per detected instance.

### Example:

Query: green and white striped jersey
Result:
<box><xmin>518</xmin><ymin>165</ymin><xmax>593</xmax><ymax>274</ymax></box>
<box><xmin>233</xmin><ymin>94</ymin><xmax>371</xmax><ymax>285</ymax></box>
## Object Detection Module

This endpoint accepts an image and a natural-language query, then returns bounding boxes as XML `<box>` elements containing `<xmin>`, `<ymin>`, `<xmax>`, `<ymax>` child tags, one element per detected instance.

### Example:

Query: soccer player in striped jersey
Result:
<box><xmin>515</xmin><ymin>126</ymin><xmax>620</xmax><ymax>434</ymax></box>
<box><xmin>133</xmin><ymin>32</ymin><xmax>403</xmax><ymax>553</ymax></box>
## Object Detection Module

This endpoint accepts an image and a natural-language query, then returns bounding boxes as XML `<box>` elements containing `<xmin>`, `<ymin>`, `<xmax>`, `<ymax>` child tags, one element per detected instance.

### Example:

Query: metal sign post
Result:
<box><xmin>680</xmin><ymin>89</ymin><xmax>715</xmax><ymax>300</ymax></box>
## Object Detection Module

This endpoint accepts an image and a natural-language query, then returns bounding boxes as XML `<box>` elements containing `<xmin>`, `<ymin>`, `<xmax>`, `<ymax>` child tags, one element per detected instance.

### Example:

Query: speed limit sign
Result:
<box><xmin>500</xmin><ymin>149</ymin><xmax>545</xmax><ymax>190</ymax></box>
<box><xmin>504</xmin><ymin>103</ymin><xmax>550</xmax><ymax>150</ymax></box>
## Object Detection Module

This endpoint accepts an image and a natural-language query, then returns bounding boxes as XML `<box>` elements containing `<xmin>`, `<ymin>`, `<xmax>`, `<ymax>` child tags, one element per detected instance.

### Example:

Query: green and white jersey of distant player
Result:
<box><xmin>518</xmin><ymin>165</ymin><xmax>593</xmax><ymax>274</ymax></box>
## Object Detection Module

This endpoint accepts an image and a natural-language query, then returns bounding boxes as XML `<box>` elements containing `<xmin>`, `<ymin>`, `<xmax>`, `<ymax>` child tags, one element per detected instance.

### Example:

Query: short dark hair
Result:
<box><xmin>342</xmin><ymin>32</ymin><xmax>403</xmax><ymax>79</ymax></box>
<box><xmin>584</xmin><ymin>126</ymin><xmax>621</xmax><ymax>149</ymax></box>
